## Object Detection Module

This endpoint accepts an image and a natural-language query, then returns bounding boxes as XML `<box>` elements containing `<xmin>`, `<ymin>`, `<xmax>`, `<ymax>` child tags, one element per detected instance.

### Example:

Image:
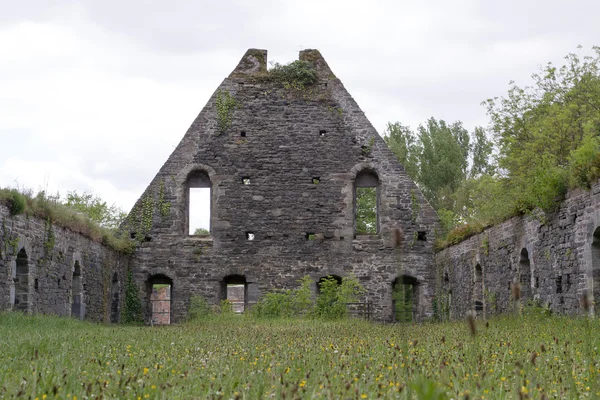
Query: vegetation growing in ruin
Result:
<box><xmin>122</xmin><ymin>269</ymin><xmax>143</xmax><ymax>324</ymax></box>
<box><xmin>215</xmin><ymin>90</ymin><xmax>238</xmax><ymax>134</ymax></box>
<box><xmin>268</xmin><ymin>60</ymin><xmax>318</xmax><ymax>89</ymax></box>
<box><xmin>0</xmin><ymin>187</ymin><xmax>134</xmax><ymax>254</ymax></box>
<box><xmin>1</xmin><ymin>312</ymin><xmax>599</xmax><ymax>399</ymax></box>
<box><xmin>385</xmin><ymin>46</ymin><xmax>600</xmax><ymax>248</ymax></box>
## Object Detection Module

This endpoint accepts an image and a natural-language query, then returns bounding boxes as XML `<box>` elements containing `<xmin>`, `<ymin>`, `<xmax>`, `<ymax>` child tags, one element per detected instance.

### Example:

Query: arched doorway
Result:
<box><xmin>392</xmin><ymin>276</ymin><xmax>418</xmax><ymax>322</ymax></box>
<box><xmin>148</xmin><ymin>275</ymin><xmax>173</xmax><ymax>325</ymax></box>
<box><xmin>221</xmin><ymin>275</ymin><xmax>247</xmax><ymax>313</ymax></box>
<box><xmin>14</xmin><ymin>248</ymin><xmax>30</xmax><ymax>312</ymax></box>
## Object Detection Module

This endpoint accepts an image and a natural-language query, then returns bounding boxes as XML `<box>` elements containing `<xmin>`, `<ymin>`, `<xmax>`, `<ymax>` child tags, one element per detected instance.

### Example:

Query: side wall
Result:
<box><xmin>0</xmin><ymin>205</ymin><xmax>129</xmax><ymax>322</ymax></box>
<box><xmin>435</xmin><ymin>180</ymin><xmax>600</xmax><ymax>319</ymax></box>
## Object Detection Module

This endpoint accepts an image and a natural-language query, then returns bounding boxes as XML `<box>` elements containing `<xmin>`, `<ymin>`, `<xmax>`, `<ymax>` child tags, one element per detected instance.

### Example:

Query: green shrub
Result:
<box><xmin>252</xmin><ymin>276</ymin><xmax>314</xmax><ymax>318</ymax></box>
<box><xmin>313</xmin><ymin>274</ymin><xmax>365</xmax><ymax>320</ymax></box>
<box><xmin>187</xmin><ymin>295</ymin><xmax>212</xmax><ymax>321</ymax></box>
<box><xmin>219</xmin><ymin>299</ymin><xmax>234</xmax><ymax>315</ymax></box>
<box><xmin>268</xmin><ymin>60</ymin><xmax>318</xmax><ymax>88</ymax></box>
<box><xmin>8</xmin><ymin>189</ymin><xmax>26</xmax><ymax>215</ymax></box>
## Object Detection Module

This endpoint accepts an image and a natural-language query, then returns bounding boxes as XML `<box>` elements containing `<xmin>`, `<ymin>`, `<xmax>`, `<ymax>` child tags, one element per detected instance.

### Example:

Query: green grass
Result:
<box><xmin>0</xmin><ymin>313</ymin><xmax>599</xmax><ymax>399</ymax></box>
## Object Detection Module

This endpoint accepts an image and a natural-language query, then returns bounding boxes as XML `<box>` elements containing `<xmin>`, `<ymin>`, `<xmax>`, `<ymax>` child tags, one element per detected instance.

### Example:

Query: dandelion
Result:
<box><xmin>143</xmin><ymin>367</ymin><xmax>149</xmax><ymax>375</ymax></box>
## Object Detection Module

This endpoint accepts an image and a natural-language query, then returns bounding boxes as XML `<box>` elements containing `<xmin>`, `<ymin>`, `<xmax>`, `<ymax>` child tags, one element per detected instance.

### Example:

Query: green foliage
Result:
<box><xmin>0</xmin><ymin>187</ymin><xmax>134</xmax><ymax>254</ymax></box>
<box><xmin>384</xmin><ymin>122</ymin><xmax>420</xmax><ymax>180</ymax></box>
<box><xmin>187</xmin><ymin>295</ymin><xmax>212</xmax><ymax>321</ymax></box>
<box><xmin>313</xmin><ymin>275</ymin><xmax>365</xmax><ymax>320</ymax></box>
<box><xmin>268</xmin><ymin>60</ymin><xmax>318</xmax><ymax>88</ymax></box>
<box><xmin>568</xmin><ymin>132</ymin><xmax>600</xmax><ymax>188</ymax></box>
<box><xmin>215</xmin><ymin>90</ymin><xmax>238</xmax><ymax>134</ymax></box>
<box><xmin>193</xmin><ymin>227</ymin><xmax>210</xmax><ymax>235</ymax></box>
<box><xmin>65</xmin><ymin>191</ymin><xmax>126</xmax><ymax>230</ymax></box>
<box><xmin>355</xmin><ymin>187</ymin><xmax>377</xmax><ymax>234</ymax></box>
<box><xmin>219</xmin><ymin>299</ymin><xmax>234</xmax><ymax>315</ymax></box>
<box><xmin>0</xmin><ymin>189</ymin><xmax>27</xmax><ymax>216</ymax></box>
<box><xmin>393</xmin><ymin>283</ymin><xmax>414</xmax><ymax>322</ymax></box>
<box><xmin>408</xmin><ymin>376</ymin><xmax>449</xmax><ymax>400</ymax></box>
<box><xmin>252</xmin><ymin>276</ymin><xmax>313</xmax><ymax>318</ymax></box>
<box><xmin>122</xmin><ymin>269</ymin><xmax>143</xmax><ymax>325</ymax></box>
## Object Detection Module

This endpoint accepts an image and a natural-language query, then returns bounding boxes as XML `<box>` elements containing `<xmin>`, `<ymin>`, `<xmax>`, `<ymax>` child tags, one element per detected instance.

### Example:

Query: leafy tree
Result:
<box><xmin>193</xmin><ymin>227</ymin><xmax>210</xmax><ymax>235</ymax></box>
<box><xmin>355</xmin><ymin>187</ymin><xmax>377</xmax><ymax>234</ymax></box>
<box><xmin>384</xmin><ymin>122</ymin><xmax>420</xmax><ymax>180</ymax></box>
<box><xmin>484</xmin><ymin>46</ymin><xmax>600</xmax><ymax>213</ymax></box>
<box><xmin>65</xmin><ymin>191</ymin><xmax>126</xmax><ymax>230</ymax></box>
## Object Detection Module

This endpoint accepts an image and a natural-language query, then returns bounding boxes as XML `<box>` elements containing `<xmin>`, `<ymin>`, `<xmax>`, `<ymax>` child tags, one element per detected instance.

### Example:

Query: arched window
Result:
<box><xmin>519</xmin><ymin>248</ymin><xmax>532</xmax><ymax>300</ymax></box>
<box><xmin>187</xmin><ymin>170</ymin><xmax>211</xmax><ymax>236</ymax></box>
<box><xmin>110</xmin><ymin>272</ymin><xmax>120</xmax><ymax>323</ymax></box>
<box><xmin>592</xmin><ymin>227</ymin><xmax>600</xmax><ymax>315</ymax></box>
<box><xmin>148</xmin><ymin>274</ymin><xmax>173</xmax><ymax>324</ymax></box>
<box><xmin>221</xmin><ymin>275</ymin><xmax>247</xmax><ymax>313</ymax></box>
<box><xmin>14</xmin><ymin>248</ymin><xmax>30</xmax><ymax>312</ymax></box>
<box><xmin>393</xmin><ymin>276</ymin><xmax>418</xmax><ymax>322</ymax></box>
<box><xmin>473</xmin><ymin>264</ymin><xmax>483</xmax><ymax>315</ymax></box>
<box><xmin>354</xmin><ymin>170</ymin><xmax>379</xmax><ymax>235</ymax></box>
<box><xmin>71</xmin><ymin>261</ymin><xmax>84</xmax><ymax>319</ymax></box>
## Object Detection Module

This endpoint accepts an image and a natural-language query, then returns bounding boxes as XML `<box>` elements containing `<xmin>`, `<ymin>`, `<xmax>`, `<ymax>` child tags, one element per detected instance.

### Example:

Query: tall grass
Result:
<box><xmin>0</xmin><ymin>312</ymin><xmax>598</xmax><ymax>399</ymax></box>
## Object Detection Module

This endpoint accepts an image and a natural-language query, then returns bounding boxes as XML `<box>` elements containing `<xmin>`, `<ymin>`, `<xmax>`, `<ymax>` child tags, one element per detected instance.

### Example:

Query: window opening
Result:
<box><xmin>473</xmin><ymin>264</ymin><xmax>483</xmax><ymax>316</ymax></box>
<box><xmin>519</xmin><ymin>248</ymin><xmax>532</xmax><ymax>301</ymax></box>
<box><xmin>187</xmin><ymin>170</ymin><xmax>211</xmax><ymax>236</ymax></box>
<box><xmin>355</xmin><ymin>170</ymin><xmax>379</xmax><ymax>235</ymax></box>
<box><xmin>110</xmin><ymin>272</ymin><xmax>120</xmax><ymax>323</ymax></box>
<box><xmin>306</xmin><ymin>233</ymin><xmax>316</xmax><ymax>240</ymax></box>
<box><xmin>242</xmin><ymin>177</ymin><xmax>251</xmax><ymax>185</ymax></box>
<box><xmin>312</xmin><ymin>177</ymin><xmax>320</xmax><ymax>184</ymax></box>
<box><xmin>592</xmin><ymin>227</ymin><xmax>600</xmax><ymax>315</ymax></box>
<box><xmin>246</xmin><ymin>232</ymin><xmax>255</xmax><ymax>241</ymax></box>
<box><xmin>71</xmin><ymin>261</ymin><xmax>83</xmax><ymax>319</ymax></box>
<box><xmin>240</xmin><ymin>131</ymin><xmax>247</xmax><ymax>137</ymax></box>
<box><xmin>319</xmin><ymin>129</ymin><xmax>327</xmax><ymax>136</ymax></box>
<box><xmin>417</xmin><ymin>231</ymin><xmax>427</xmax><ymax>241</ymax></box>
<box><xmin>556</xmin><ymin>276</ymin><xmax>562</xmax><ymax>294</ymax></box>
<box><xmin>14</xmin><ymin>248</ymin><xmax>29</xmax><ymax>312</ymax></box>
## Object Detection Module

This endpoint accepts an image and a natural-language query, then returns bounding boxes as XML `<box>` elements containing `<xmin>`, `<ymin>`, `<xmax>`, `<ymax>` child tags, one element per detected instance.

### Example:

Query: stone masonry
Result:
<box><xmin>125</xmin><ymin>49</ymin><xmax>439</xmax><ymax>323</ymax></box>
<box><xmin>436</xmin><ymin>180</ymin><xmax>600</xmax><ymax>319</ymax></box>
<box><xmin>0</xmin><ymin>204</ymin><xmax>129</xmax><ymax>321</ymax></box>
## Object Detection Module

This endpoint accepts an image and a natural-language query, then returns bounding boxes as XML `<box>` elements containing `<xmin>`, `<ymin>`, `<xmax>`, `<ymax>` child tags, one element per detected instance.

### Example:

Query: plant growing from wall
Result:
<box><xmin>313</xmin><ymin>275</ymin><xmax>365</xmax><ymax>320</ymax></box>
<box><xmin>215</xmin><ymin>90</ymin><xmax>238</xmax><ymax>134</ymax></box>
<box><xmin>157</xmin><ymin>180</ymin><xmax>171</xmax><ymax>218</ymax></box>
<box><xmin>134</xmin><ymin>195</ymin><xmax>154</xmax><ymax>242</ymax></box>
<box><xmin>268</xmin><ymin>60</ymin><xmax>318</xmax><ymax>89</ymax></box>
<box><xmin>122</xmin><ymin>269</ymin><xmax>143</xmax><ymax>324</ymax></box>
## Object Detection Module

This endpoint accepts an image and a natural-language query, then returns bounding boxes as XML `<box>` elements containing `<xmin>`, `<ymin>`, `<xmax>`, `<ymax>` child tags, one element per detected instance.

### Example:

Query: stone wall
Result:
<box><xmin>435</xmin><ymin>180</ymin><xmax>600</xmax><ymax>319</ymax></box>
<box><xmin>0</xmin><ymin>204</ymin><xmax>129</xmax><ymax>322</ymax></box>
<box><xmin>126</xmin><ymin>49</ymin><xmax>439</xmax><ymax>323</ymax></box>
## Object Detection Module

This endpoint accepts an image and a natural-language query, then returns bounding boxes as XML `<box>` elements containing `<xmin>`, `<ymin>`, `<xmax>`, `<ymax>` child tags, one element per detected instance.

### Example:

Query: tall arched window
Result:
<box><xmin>519</xmin><ymin>248</ymin><xmax>532</xmax><ymax>301</ymax></box>
<box><xmin>110</xmin><ymin>272</ymin><xmax>120</xmax><ymax>323</ymax></box>
<box><xmin>71</xmin><ymin>261</ymin><xmax>83</xmax><ymax>319</ymax></box>
<box><xmin>354</xmin><ymin>170</ymin><xmax>379</xmax><ymax>235</ymax></box>
<box><xmin>592</xmin><ymin>227</ymin><xmax>600</xmax><ymax>315</ymax></box>
<box><xmin>14</xmin><ymin>248</ymin><xmax>30</xmax><ymax>312</ymax></box>
<box><xmin>187</xmin><ymin>170</ymin><xmax>211</xmax><ymax>235</ymax></box>
<box><xmin>473</xmin><ymin>264</ymin><xmax>483</xmax><ymax>315</ymax></box>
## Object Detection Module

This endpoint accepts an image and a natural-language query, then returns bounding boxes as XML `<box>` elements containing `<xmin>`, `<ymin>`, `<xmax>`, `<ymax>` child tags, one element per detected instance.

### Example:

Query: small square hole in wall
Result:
<box><xmin>246</xmin><ymin>232</ymin><xmax>255</xmax><ymax>241</ymax></box>
<box><xmin>417</xmin><ymin>231</ymin><xmax>427</xmax><ymax>241</ymax></box>
<box><xmin>240</xmin><ymin>131</ymin><xmax>247</xmax><ymax>137</ymax></box>
<box><xmin>242</xmin><ymin>177</ymin><xmax>251</xmax><ymax>185</ymax></box>
<box><xmin>312</xmin><ymin>177</ymin><xmax>320</xmax><ymax>184</ymax></box>
<box><xmin>306</xmin><ymin>233</ymin><xmax>316</xmax><ymax>240</ymax></box>
<box><xmin>319</xmin><ymin>129</ymin><xmax>327</xmax><ymax>137</ymax></box>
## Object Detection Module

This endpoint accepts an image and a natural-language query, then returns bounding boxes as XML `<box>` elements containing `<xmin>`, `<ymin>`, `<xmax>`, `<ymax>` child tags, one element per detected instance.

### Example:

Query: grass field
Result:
<box><xmin>0</xmin><ymin>312</ymin><xmax>599</xmax><ymax>399</ymax></box>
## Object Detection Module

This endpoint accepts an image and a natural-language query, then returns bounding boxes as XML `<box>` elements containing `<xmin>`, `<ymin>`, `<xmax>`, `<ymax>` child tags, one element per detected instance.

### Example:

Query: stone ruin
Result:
<box><xmin>2</xmin><ymin>48</ymin><xmax>599</xmax><ymax>324</ymax></box>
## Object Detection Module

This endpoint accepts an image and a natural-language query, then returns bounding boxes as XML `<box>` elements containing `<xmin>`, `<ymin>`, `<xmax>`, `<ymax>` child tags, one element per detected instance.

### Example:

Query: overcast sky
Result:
<box><xmin>2</xmin><ymin>0</ymin><xmax>599</xmax><ymax>223</ymax></box>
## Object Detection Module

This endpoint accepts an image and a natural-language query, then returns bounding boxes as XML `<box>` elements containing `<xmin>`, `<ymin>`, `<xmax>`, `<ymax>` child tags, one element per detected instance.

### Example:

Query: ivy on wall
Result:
<box><xmin>215</xmin><ymin>90</ymin><xmax>238</xmax><ymax>134</ymax></box>
<box><xmin>122</xmin><ymin>269</ymin><xmax>143</xmax><ymax>324</ymax></box>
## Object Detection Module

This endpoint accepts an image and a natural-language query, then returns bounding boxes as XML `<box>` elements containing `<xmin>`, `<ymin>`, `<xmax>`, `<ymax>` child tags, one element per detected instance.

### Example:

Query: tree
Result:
<box><xmin>64</xmin><ymin>191</ymin><xmax>126</xmax><ymax>230</ymax></box>
<box><xmin>384</xmin><ymin>122</ymin><xmax>420</xmax><ymax>181</ymax></box>
<box><xmin>193</xmin><ymin>227</ymin><xmax>210</xmax><ymax>235</ymax></box>
<box><xmin>484</xmin><ymin>46</ymin><xmax>600</xmax><ymax>212</ymax></box>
